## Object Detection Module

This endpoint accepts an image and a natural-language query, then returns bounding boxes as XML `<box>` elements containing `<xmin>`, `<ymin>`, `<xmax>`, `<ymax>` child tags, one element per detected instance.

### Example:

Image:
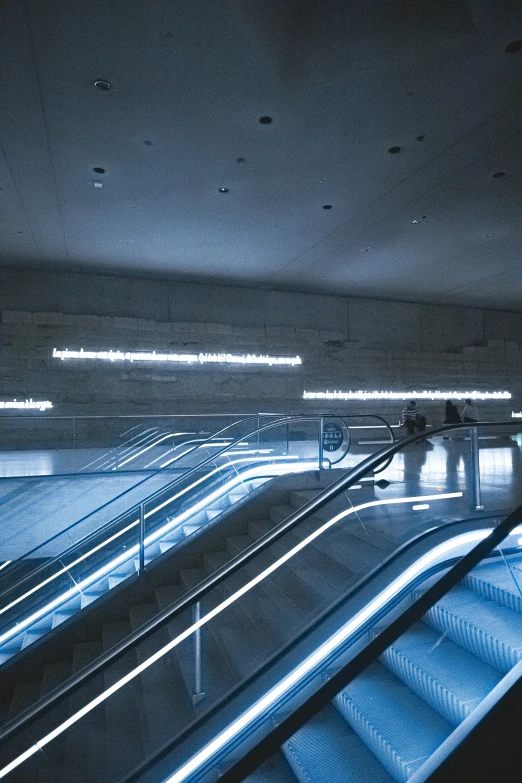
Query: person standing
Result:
<box><xmin>461</xmin><ymin>398</ymin><xmax>478</xmax><ymax>423</ymax></box>
<box><xmin>444</xmin><ymin>400</ymin><xmax>462</xmax><ymax>424</ymax></box>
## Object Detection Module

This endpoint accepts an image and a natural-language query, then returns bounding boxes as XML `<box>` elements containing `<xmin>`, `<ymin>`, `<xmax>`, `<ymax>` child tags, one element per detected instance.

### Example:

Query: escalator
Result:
<box><xmin>0</xmin><ymin>421</ymin><xmax>520</xmax><ymax>782</ymax></box>
<box><xmin>246</xmin><ymin>551</ymin><xmax>522</xmax><ymax>783</ymax></box>
<box><xmin>0</xmin><ymin>413</ymin><xmax>365</xmax><ymax>664</ymax></box>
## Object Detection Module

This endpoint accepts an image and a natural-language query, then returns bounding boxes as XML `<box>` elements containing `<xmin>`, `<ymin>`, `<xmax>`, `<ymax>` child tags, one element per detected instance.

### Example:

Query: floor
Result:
<box><xmin>0</xmin><ymin>434</ymin><xmax>520</xmax><ymax>562</ymax></box>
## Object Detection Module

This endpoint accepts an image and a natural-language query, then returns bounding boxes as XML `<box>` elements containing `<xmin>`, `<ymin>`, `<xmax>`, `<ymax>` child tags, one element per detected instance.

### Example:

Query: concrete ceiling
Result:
<box><xmin>0</xmin><ymin>0</ymin><xmax>521</xmax><ymax>310</ymax></box>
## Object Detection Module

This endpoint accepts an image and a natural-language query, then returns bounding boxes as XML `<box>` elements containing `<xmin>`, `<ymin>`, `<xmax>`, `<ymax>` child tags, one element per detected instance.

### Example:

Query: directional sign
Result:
<box><xmin>322</xmin><ymin>422</ymin><xmax>344</xmax><ymax>452</ymax></box>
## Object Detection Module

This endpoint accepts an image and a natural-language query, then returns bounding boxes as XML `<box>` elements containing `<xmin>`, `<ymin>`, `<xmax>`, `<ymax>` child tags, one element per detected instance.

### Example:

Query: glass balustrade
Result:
<box><xmin>0</xmin><ymin>422</ymin><xmax>520</xmax><ymax>782</ymax></box>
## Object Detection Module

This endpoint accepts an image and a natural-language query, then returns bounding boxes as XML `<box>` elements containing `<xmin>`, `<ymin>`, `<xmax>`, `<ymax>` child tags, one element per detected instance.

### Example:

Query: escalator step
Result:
<box><xmin>335</xmin><ymin>661</ymin><xmax>452</xmax><ymax>782</ymax></box>
<box><xmin>283</xmin><ymin>704</ymin><xmax>394</xmax><ymax>783</ymax></box>
<box><xmin>377</xmin><ymin>622</ymin><xmax>501</xmax><ymax>725</ymax></box>
<box><xmin>421</xmin><ymin>584</ymin><xmax>522</xmax><ymax>673</ymax></box>
<box><xmin>464</xmin><ymin>558</ymin><xmax>522</xmax><ymax>614</ymax></box>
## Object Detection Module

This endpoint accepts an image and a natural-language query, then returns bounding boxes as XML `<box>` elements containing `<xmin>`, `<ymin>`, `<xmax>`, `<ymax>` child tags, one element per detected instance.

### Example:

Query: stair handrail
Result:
<box><xmin>0</xmin><ymin>413</ymin><xmax>381</xmax><ymax>603</ymax></box>
<box><xmin>0</xmin><ymin>419</ymin><xmax>516</xmax><ymax>748</ymax></box>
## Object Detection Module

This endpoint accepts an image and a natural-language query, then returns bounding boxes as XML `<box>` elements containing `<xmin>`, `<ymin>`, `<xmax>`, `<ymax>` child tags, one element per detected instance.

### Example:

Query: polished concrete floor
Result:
<box><xmin>0</xmin><ymin>435</ymin><xmax>520</xmax><ymax>562</ymax></box>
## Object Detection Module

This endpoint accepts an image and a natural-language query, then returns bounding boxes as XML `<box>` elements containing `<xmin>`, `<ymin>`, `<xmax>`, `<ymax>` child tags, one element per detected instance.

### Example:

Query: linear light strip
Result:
<box><xmin>0</xmin><ymin>458</ymin><xmax>307</xmax><ymax>647</ymax></box>
<box><xmin>115</xmin><ymin>432</ymin><xmax>194</xmax><ymax>468</ymax></box>
<box><xmin>304</xmin><ymin>390</ymin><xmax>511</xmax><ymax>401</ymax></box>
<box><xmin>113</xmin><ymin>432</ymin><xmax>192</xmax><ymax>470</ymax></box>
<box><xmin>0</xmin><ymin>399</ymin><xmax>53</xmax><ymax>411</ymax></box>
<box><xmin>0</xmin><ymin>491</ymin><xmax>462</xmax><ymax>778</ymax></box>
<box><xmin>53</xmin><ymin>349</ymin><xmax>302</xmax><ymax>367</ymax></box>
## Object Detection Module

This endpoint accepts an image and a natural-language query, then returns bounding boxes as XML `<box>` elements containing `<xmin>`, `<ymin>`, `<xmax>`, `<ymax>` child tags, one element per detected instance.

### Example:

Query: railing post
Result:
<box><xmin>318</xmin><ymin>417</ymin><xmax>324</xmax><ymax>470</ymax></box>
<box><xmin>470</xmin><ymin>426</ymin><xmax>484</xmax><ymax>511</ymax></box>
<box><xmin>192</xmin><ymin>601</ymin><xmax>205</xmax><ymax>704</ymax></box>
<box><xmin>138</xmin><ymin>503</ymin><xmax>145</xmax><ymax>572</ymax></box>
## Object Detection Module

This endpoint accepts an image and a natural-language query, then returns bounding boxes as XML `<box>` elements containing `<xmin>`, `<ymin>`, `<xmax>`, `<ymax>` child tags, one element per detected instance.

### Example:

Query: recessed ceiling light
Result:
<box><xmin>94</xmin><ymin>182</ymin><xmax>103</xmax><ymax>188</ymax></box>
<box><xmin>218</xmin><ymin>187</ymin><xmax>229</xmax><ymax>193</ymax></box>
<box><xmin>259</xmin><ymin>116</ymin><xmax>272</xmax><ymax>124</ymax></box>
<box><xmin>492</xmin><ymin>171</ymin><xmax>506</xmax><ymax>178</ymax></box>
<box><xmin>94</xmin><ymin>79</ymin><xmax>111</xmax><ymax>91</ymax></box>
<box><xmin>323</xmin><ymin>204</ymin><xmax>332</xmax><ymax>209</ymax></box>
<box><xmin>487</xmin><ymin>233</ymin><xmax>493</xmax><ymax>238</ymax></box>
<box><xmin>411</xmin><ymin>219</ymin><xmax>419</xmax><ymax>224</ymax></box>
<box><xmin>319</xmin><ymin>179</ymin><xmax>325</xmax><ymax>183</ymax></box>
<box><xmin>388</xmin><ymin>146</ymin><xmax>401</xmax><ymax>153</ymax></box>
<box><xmin>93</xmin><ymin>167</ymin><xmax>105</xmax><ymax>174</ymax></box>
<box><xmin>505</xmin><ymin>40</ymin><xmax>522</xmax><ymax>53</ymax></box>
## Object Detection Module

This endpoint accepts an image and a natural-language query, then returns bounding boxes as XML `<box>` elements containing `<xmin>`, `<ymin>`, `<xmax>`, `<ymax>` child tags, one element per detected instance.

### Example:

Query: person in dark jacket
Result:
<box><xmin>444</xmin><ymin>400</ymin><xmax>462</xmax><ymax>424</ymax></box>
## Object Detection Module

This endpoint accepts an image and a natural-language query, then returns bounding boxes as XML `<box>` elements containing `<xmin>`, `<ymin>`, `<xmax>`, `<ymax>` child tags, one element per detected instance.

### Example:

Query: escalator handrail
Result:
<box><xmin>0</xmin><ymin>413</ymin><xmax>377</xmax><ymax>605</ymax></box>
<box><xmin>220</xmin><ymin>499</ymin><xmax>522</xmax><ymax>782</ymax></box>
<box><xmin>0</xmin><ymin>414</ymin><xmax>265</xmax><ymax>585</ymax></box>
<box><xmin>0</xmin><ymin>419</ymin><xmax>514</xmax><ymax>748</ymax></box>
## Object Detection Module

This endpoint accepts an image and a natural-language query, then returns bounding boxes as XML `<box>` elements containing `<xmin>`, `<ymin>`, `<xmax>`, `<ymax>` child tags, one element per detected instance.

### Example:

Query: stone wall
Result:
<box><xmin>0</xmin><ymin>267</ymin><xmax>521</xmax><ymax>421</ymax></box>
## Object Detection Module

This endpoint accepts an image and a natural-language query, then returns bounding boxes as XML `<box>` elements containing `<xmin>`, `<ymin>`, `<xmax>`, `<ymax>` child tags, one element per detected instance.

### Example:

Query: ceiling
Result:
<box><xmin>0</xmin><ymin>0</ymin><xmax>521</xmax><ymax>310</ymax></box>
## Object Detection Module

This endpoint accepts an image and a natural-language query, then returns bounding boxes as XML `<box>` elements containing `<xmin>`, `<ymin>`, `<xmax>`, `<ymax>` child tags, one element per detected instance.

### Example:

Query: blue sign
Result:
<box><xmin>322</xmin><ymin>422</ymin><xmax>343</xmax><ymax>452</ymax></box>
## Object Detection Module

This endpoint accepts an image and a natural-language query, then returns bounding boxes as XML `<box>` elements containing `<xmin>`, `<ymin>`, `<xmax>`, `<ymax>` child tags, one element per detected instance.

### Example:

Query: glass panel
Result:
<box><xmin>2</xmin><ymin>422</ymin><xmax>522</xmax><ymax>782</ymax></box>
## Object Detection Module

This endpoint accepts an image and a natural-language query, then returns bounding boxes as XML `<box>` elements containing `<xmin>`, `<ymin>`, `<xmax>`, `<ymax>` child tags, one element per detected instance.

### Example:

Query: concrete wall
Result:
<box><xmin>0</xmin><ymin>267</ymin><xmax>521</xmax><ymax>421</ymax></box>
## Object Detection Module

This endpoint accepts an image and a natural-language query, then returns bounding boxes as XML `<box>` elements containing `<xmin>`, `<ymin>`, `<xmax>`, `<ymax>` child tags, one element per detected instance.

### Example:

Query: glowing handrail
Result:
<box><xmin>0</xmin><ymin>490</ymin><xmax>464</xmax><ymax>776</ymax></box>
<box><xmin>0</xmin><ymin>419</ymin><xmax>518</xmax><ymax>760</ymax></box>
<box><xmin>0</xmin><ymin>457</ymin><xmax>304</xmax><ymax>644</ymax></box>
<box><xmin>0</xmin><ymin>415</ymin><xmax>267</xmax><ymax>594</ymax></box>
<box><xmin>0</xmin><ymin>412</ymin><xmax>370</xmax><ymax>603</ymax></box>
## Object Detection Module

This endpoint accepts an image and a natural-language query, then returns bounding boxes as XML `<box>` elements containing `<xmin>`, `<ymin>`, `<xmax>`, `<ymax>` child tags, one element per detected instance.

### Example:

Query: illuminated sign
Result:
<box><xmin>0</xmin><ymin>399</ymin><xmax>53</xmax><ymax>412</ymax></box>
<box><xmin>53</xmin><ymin>348</ymin><xmax>301</xmax><ymax>367</ymax></box>
<box><xmin>512</xmin><ymin>412</ymin><xmax>522</xmax><ymax>418</ymax></box>
<box><xmin>303</xmin><ymin>390</ymin><xmax>511</xmax><ymax>401</ymax></box>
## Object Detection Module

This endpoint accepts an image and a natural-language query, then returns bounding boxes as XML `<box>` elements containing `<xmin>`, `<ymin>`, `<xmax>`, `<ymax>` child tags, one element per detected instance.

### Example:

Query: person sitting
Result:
<box><xmin>461</xmin><ymin>398</ymin><xmax>478</xmax><ymax>422</ymax></box>
<box><xmin>444</xmin><ymin>400</ymin><xmax>462</xmax><ymax>424</ymax></box>
<box><xmin>401</xmin><ymin>400</ymin><xmax>426</xmax><ymax>436</ymax></box>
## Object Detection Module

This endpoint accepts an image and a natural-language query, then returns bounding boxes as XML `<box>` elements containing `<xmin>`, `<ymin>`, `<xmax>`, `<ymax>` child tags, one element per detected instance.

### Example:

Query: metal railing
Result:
<box><xmin>0</xmin><ymin>413</ymin><xmax>392</xmax><ymax>657</ymax></box>
<box><xmin>0</xmin><ymin>419</ymin><xmax>514</xmax><ymax>751</ymax></box>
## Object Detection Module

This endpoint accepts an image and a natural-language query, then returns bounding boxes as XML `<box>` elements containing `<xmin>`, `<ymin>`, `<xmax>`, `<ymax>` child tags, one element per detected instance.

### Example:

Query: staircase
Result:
<box><xmin>0</xmin><ymin>481</ymin><xmax>382</xmax><ymax>781</ymax></box>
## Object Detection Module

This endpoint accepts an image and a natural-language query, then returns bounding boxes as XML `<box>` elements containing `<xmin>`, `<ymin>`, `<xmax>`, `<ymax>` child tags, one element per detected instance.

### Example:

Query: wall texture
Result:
<box><xmin>0</xmin><ymin>267</ymin><xmax>521</xmax><ymax>420</ymax></box>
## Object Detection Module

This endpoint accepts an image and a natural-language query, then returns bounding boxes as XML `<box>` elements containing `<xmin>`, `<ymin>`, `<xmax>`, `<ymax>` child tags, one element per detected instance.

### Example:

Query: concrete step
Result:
<box><xmin>129</xmin><ymin>602</ymin><xmax>193</xmax><ymax>753</ymax></box>
<box><xmin>102</xmin><ymin>620</ymin><xmax>144</xmax><ymax>780</ymax></box>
